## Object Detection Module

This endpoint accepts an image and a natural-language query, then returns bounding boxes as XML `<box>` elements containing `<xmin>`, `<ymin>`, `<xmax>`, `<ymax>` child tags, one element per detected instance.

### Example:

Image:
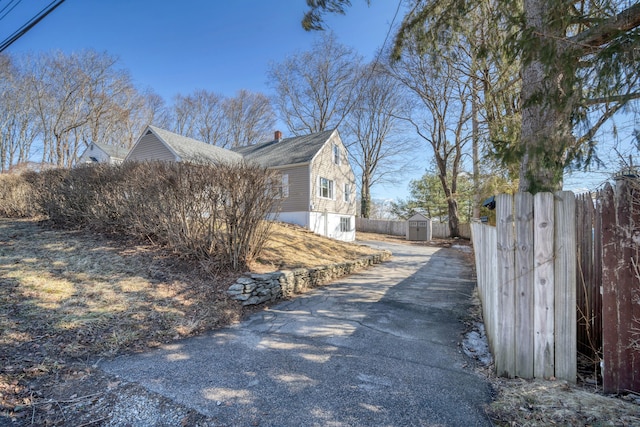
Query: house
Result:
<box><xmin>78</xmin><ymin>142</ymin><xmax>130</xmax><ymax>164</ymax></box>
<box><xmin>125</xmin><ymin>125</ymin><xmax>242</xmax><ymax>164</ymax></box>
<box><xmin>124</xmin><ymin>126</ymin><xmax>357</xmax><ymax>241</ymax></box>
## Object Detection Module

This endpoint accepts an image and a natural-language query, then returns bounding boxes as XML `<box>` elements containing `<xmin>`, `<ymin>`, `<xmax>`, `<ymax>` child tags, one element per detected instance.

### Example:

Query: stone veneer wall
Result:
<box><xmin>227</xmin><ymin>251</ymin><xmax>391</xmax><ymax>306</ymax></box>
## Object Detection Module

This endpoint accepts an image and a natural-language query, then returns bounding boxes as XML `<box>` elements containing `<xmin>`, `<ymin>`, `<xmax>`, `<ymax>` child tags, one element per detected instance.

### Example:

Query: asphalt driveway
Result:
<box><xmin>101</xmin><ymin>240</ymin><xmax>493</xmax><ymax>426</ymax></box>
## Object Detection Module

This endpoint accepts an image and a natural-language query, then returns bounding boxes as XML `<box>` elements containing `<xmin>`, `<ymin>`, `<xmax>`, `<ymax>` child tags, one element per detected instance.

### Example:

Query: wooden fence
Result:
<box><xmin>578</xmin><ymin>180</ymin><xmax>640</xmax><ymax>393</ymax></box>
<box><xmin>355</xmin><ymin>218</ymin><xmax>406</xmax><ymax>236</ymax></box>
<box><xmin>356</xmin><ymin>218</ymin><xmax>471</xmax><ymax>239</ymax></box>
<box><xmin>575</xmin><ymin>192</ymin><xmax>602</xmax><ymax>369</ymax></box>
<box><xmin>471</xmin><ymin>192</ymin><xmax>577</xmax><ymax>381</ymax></box>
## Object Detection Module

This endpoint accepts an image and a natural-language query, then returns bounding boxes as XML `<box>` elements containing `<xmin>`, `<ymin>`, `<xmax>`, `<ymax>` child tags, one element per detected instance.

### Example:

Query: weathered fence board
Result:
<box><xmin>576</xmin><ymin>193</ymin><xmax>598</xmax><ymax>359</ymax></box>
<box><xmin>533</xmin><ymin>192</ymin><xmax>556</xmax><ymax>379</ymax></box>
<box><xmin>471</xmin><ymin>192</ymin><xmax>576</xmax><ymax>381</ymax></box>
<box><xmin>356</xmin><ymin>218</ymin><xmax>472</xmax><ymax>239</ymax></box>
<box><xmin>601</xmin><ymin>181</ymin><xmax>640</xmax><ymax>393</ymax></box>
<box><xmin>554</xmin><ymin>191</ymin><xmax>577</xmax><ymax>381</ymax></box>
<box><xmin>355</xmin><ymin>218</ymin><xmax>406</xmax><ymax>236</ymax></box>
<box><xmin>515</xmin><ymin>192</ymin><xmax>534</xmax><ymax>378</ymax></box>
<box><xmin>496</xmin><ymin>194</ymin><xmax>516</xmax><ymax>377</ymax></box>
<box><xmin>474</xmin><ymin>186</ymin><xmax>638</xmax><ymax>389</ymax></box>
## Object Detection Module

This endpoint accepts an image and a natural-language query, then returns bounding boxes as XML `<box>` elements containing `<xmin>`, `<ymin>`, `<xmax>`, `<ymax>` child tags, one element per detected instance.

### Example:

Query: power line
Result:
<box><xmin>0</xmin><ymin>0</ymin><xmax>66</xmax><ymax>53</ymax></box>
<box><xmin>0</xmin><ymin>0</ymin><xmax>23</xmax><ymax>21</ymax></box>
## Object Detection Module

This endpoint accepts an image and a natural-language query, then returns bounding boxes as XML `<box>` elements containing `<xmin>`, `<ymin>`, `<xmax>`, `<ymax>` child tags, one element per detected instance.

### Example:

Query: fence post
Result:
<box><xmin>534</xmin><ymin>192</ymin><xmax>555</xmax><ymax>379</ymax></box>
<box><xmin>515</xmin><ymin>192</ymin><xmax>534</xmax><ymax>378</ymax></box>
<box><xmin>554</xmin><ymin>191</ymin><xmax>577</xmax><ymax>382</ymax></box>
<box><xmin>496</xmin><ymin>194</ymin><xmax>516</xmax><ymax>377</ymax></box>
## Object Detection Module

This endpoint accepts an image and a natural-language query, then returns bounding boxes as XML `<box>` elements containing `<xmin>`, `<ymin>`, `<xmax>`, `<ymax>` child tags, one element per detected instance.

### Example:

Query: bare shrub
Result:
<box><xmin>24</xmin><ymin>162</ymin><xmax>271</xmax><ymax>268</ymax></box>
<box><xmin>22</xmin><ymin>161</ymin><xmax>279</xmax><ymax>271</ymax></box>
<box><xmin>118</xmin><ymin>161</ymin><xmax>279</xmax><ymax>270</ymax></box>
<box><xmin>0</xmin><ymin>173</ymin><xmax>37</xmax><ymax>218</ymax></box>
<box><xmin>25</xmin><ymin>165</ymin><xmax>107</xmax><ymax>227</ymax></box>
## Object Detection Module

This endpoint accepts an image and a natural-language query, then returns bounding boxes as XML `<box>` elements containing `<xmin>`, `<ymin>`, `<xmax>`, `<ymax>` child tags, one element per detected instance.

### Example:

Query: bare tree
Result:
<box><xmin>25</xmin><ymin>50</ymin><xmax>136</xmax><ymax>167</ymax></box>
<box><xmin>268</xmin><ymin>32</ymin><xmax>362</xmax><ymax>135</ymax></box>
<box><xmin>169</xmin><ymin>89</ymin><xmax>274</xmax><ymax>148</ymax></box>
<box><xmin>390</xmin><ymin>41</ymin><xmax>472</xmax><ymax>237</ymax></box>
<box><xmin>343</xmin><ymin>62</ymin><xmax>412</xmax><ymax>218</ymax></box>
<box><xmin>0</xmin><ymin>55</ymin><xmax>39</xmax><ymax>171</ymax></box>
<box><xmin>222</xmin><ymin>90</ymin><xmax>276</xmax><ymax>147</ymax></box>
<box><xmin>0</xmin><ymin>51</ymin><xmax>165</xmax><ymax>168</ymax></box>
<box><xmin>78</xmin><ymin>63</ymin><xmax>165</xmax><ymax>153</ymax></box>
<box><xmin>304</xmin><ymin>0</ymin><xmax>640</xmax><ymax>193</ymax></box>
<box><xmin>172</xmin><ymin>89</ymin><xmax>225</xmax><ymax>145</ymax></box>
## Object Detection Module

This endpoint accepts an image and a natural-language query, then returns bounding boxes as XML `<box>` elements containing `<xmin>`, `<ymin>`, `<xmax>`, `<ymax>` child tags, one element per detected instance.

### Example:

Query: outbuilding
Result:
<box><xmin>406</xmin><ymin>213</ymin><xmax>431</xmax><ymax>241</ymax></box>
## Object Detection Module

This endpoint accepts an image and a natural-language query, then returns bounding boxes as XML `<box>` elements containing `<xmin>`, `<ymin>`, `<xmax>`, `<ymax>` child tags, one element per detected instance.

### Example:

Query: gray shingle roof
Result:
<box><xmin>148</xmin><ymin>125</ymin><xmax>243</xmax><ymax>164</ymax></box>
<box><xmin>93</xmin><ymin>141</ymin><xmax>129</xmax><ymax>160</ymax></box>
<box><xmin>231</xmin><ymin>129</ymin><xmax>336</xmax><ymax>167</ymax></box>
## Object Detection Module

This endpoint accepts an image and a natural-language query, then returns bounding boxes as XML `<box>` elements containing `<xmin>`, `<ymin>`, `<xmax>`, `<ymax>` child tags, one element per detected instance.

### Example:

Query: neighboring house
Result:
<box><xmin>78</xmin><ymin>142</ymin><xmax>130</xmax><ymax>164</ymax></box>
<box><xmin>124</xmin><ymin>125</ymin><xmax>357</xmax><ymax>241</ymax></box>
<box><xmin>125</xmin><ymin>125</ymin><xmax>243</xmax><ymax>164</ymax></box>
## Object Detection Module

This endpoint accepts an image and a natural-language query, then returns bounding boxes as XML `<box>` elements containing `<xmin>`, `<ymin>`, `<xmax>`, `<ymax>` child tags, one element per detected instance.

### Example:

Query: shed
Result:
<box><xmin>406</xmin><ymin>213</ymin><xmax>431</xmax><ymax>241</ymax></box>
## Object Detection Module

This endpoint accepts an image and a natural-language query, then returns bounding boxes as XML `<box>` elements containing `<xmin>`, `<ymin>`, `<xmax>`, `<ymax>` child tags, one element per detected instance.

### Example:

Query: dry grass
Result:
<box><xmin>0</xmin><ymin>219</ymin><xmax>241</xmax><ymax>423</ymax></box>
<box><xmin>487</xmin><ymin>377</ymin><xmax>640</xmax><ymax>426</ymax></box>
<box><xmin>252</xmin><ymin>222</ymin><xmax>381</xmax><ymax>272</ymax></box>
<box><xmin>0</xmin><ymin>218</ymin><xmax>388</xmax><ymax>424</ymax></box>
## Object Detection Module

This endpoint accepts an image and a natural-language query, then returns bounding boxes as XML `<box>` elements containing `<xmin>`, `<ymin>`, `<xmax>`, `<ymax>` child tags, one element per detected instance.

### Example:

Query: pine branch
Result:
<box><xmin>584</xmin><ymin>92</ymin><xmax>640</xmax><ymax>106</ymax></box>
<box><xmin>570</xmin><ymin>3</ymin><xmax>640</xmax><ymax>53</ymax></box>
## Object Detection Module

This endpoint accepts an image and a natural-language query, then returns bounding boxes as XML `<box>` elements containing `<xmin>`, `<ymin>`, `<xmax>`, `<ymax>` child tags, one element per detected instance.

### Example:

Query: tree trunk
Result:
<box><xmin>437</xmin><ymin>169</ymin><xmax>460</xmax><ymax>238</ymax></box>
<box><xmin>519</xmin><ymin>0</ymin><xmax>575</xmax><ymax>194</ymax></box>
<box><xmin>472</xmin><ymin>75</ymin><xmax>481</xmax><ymax>219</ymax></box>
<box><xmin>361</xmin><ymin>173</ymin><xmax>371</xmax><ymax>218</ymax></box>
<box><xmin>447</xmin><ymin>197</ymin><xmax>460</xmax><ymax>238</ymax></box>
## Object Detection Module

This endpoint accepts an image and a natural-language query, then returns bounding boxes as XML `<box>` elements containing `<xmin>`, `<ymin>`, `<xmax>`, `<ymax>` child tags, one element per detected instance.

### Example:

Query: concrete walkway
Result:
<box><xmin>101</xmin><ymin>240</ymin><xmax>493</xmax><ymax>426</ymax></box>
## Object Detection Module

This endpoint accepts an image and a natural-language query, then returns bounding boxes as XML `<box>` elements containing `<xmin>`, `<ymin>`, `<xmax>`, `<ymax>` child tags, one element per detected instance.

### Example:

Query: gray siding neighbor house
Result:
<box><xmin>124</xmin><ymin>126</ymin><xmax>357</xmax><ymax>241</ymax></box>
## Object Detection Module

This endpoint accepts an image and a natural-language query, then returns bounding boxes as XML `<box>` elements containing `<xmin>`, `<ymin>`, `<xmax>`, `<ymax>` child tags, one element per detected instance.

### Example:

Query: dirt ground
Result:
<box><xmin>1</xmin><ymin>220</ymin><xmax>639</xmax><ymax>426</ymax></box>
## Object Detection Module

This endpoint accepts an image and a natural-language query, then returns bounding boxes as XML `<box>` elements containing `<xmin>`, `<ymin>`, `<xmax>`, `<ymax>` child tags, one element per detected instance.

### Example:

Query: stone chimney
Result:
<box><xmin>274</xmin><ymin>130</ymin><xmax>282</xmax><ymax>141</ymax></box>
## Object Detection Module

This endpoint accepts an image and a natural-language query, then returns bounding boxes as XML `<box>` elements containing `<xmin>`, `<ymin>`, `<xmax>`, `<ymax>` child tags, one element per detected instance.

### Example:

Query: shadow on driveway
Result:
<box><xmin>101</xmin><ymin>241</ymin><xmax>493</xmax><ymax>426</ymax></box>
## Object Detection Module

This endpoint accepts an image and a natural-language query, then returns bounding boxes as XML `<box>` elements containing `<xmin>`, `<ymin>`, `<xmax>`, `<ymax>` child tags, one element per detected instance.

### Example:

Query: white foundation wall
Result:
<box><xmin>309</xmin><ymin>211</ymin><xmax>355</xmax><ymax>242</ymax></box>
<box><xmin>269</xmin><ymin>211</ymin><xmax>308</xmax><ymax>228</ymax></box>
<box><xmin>270</xmin><ymin>211</ymin><xmax>355</xmax><ymax>242</ymax></box>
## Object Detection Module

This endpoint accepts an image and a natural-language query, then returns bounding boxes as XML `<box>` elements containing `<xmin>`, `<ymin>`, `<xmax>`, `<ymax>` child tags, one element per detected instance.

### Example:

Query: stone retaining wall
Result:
<box><xmin>227</xmin><ymin>251</ymin><xmax>391</xmax><ymax>306</ymax></box>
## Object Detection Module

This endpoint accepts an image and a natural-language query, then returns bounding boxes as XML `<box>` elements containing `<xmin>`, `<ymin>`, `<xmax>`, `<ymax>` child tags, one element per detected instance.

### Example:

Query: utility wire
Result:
<box><xmin>0</xmin><ymin>0</ymin><xmax>65</xmax><ymax>53</ymax></box>
<box><xmin>333</xmin><ymin>0</ymin><xmax>404</xmax><ymax>131</ymax></box>
<box><xmin>0</xmin><ymin>0</ymin><xmax>22</xmax><ymax>21</ymax></box>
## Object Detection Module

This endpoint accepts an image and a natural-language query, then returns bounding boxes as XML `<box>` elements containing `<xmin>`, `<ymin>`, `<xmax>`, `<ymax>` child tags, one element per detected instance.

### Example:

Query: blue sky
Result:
<box><xmin>2</xmin><ymin>1</ymin><xmax>636</xmax><ymax>199</ymax></box>
<box><xmin>2</xmin><ymin>0</ymin><xmax>418</xmax><ymax>200</ymax></box>
<box><xmin>1</xmin><ymin>0</ymin><xmax>402</xmax><ymax>101</ymax></box>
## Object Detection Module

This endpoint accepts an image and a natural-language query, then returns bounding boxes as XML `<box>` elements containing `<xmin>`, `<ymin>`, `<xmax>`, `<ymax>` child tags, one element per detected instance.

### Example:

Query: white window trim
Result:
<box><xmin>340</xmin><ymin>216</ymin><xmax>351</xmax><ymax>232</ymax></box>
<box><xmin>281</xmin><ymin>173</ymin><xmax>289</xmax><ymax>198</ymax></box>
<box><xmin>269</xmin><ymin>173</ymin><xmax>289</xmax><ymax>199</ymax></box>
<box><xmin>333</xmin><ymin>143</ymin><xmax>341</xmax><ymax>165</ymax></box>
<box><xmin>344</xmin><ymin>183</ymin><xmax>351</xmax><ymax>202</ymax></box>
<box><xmin>319</xmin><ymin>177</ymin><xmax>334</xmax><ymax>199</ymax></box>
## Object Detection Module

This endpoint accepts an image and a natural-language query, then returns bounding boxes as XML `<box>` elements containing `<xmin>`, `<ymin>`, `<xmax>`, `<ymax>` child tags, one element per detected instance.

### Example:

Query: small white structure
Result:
<box><xmin>78</xmin><ymin>142</ymin><xmax>129</xmax><ymax>165</ymax></box>
<box><xmin>406</xmin><ymin>213</ymin><xmax>431</xmax><ymax>241</ymax></box>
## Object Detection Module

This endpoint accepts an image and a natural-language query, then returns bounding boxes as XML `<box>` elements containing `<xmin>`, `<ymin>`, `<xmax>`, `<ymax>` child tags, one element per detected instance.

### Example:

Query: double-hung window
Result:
<box><xmin>319</xmin><ymin>177</ymin><xmax>334</xmax><ymax>199</ymax></box>
<box><xmin>340</xmin><ymin>217</ymin><xmax>351</xmax><ymax>232</ymax></box>
<box><xmin>344</xmin><ymin>183</ymin><xmax>351</xmax><ymax>202</ymax></box>
<box><xmin>280</xmin><ymin>174</ymin><xmax>289</xmax><ymax>198</ymax></box>
<box><xmin>269</xmin><ymin>173</ymin><xmax>289</xmax><ymax>198</ymax></box>
<box><xmin>333</xmin><ymin>144</ymin><xmax>341</xmax><ymax>165</ymax></box>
